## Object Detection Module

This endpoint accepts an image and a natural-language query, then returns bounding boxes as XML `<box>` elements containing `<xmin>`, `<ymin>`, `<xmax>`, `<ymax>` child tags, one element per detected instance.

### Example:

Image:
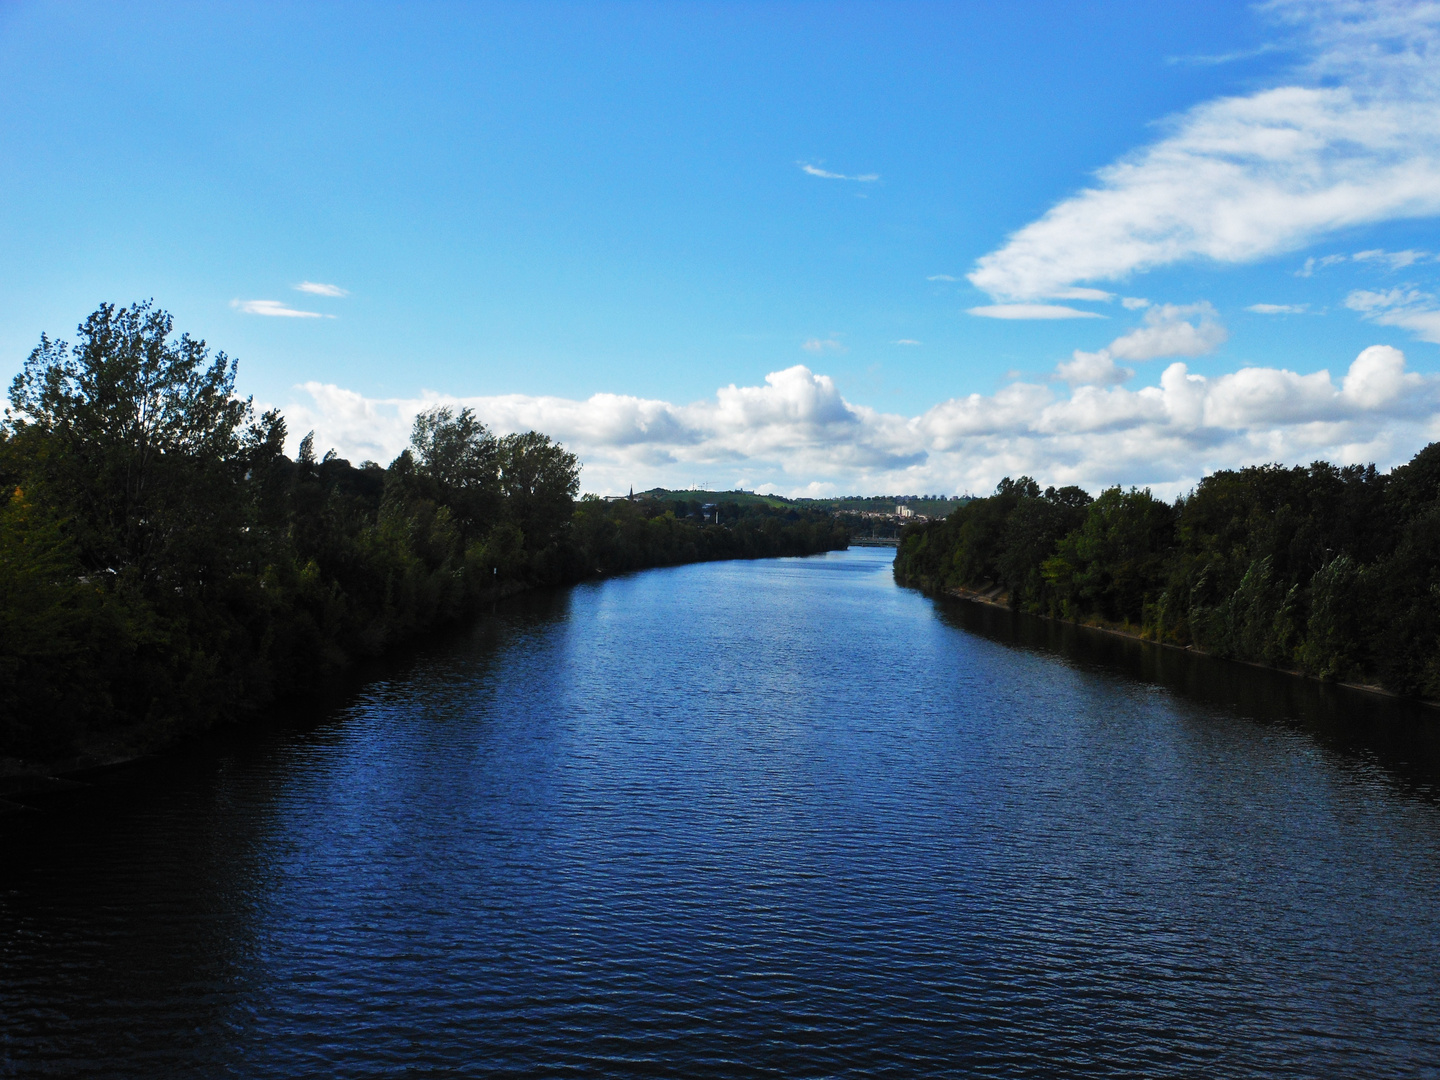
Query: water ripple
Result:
<box><xmin>3</xmin><ymin>550</ymin><xmax>1440</xmax><ymax>1078</ymax></box>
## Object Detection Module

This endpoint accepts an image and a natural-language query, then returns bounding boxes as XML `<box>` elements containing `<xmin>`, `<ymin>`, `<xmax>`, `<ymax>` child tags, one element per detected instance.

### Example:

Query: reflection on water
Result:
<box><xmin>3</xmin><ymin>548</ymin><xmax>1439</xmax><ymax>1078</ymax></box>
<box><xmin>938</xmin><ymin>596</ymin><xmax>1440</xmax><ymax>803</ymax></box>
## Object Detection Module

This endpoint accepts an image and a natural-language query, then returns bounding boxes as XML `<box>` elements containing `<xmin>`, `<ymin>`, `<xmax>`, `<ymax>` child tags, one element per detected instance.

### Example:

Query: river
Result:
<box><xmin>3</xmin><ymin>547</ymin><xmax>1439</xmax><ymax>1077</ymax></box>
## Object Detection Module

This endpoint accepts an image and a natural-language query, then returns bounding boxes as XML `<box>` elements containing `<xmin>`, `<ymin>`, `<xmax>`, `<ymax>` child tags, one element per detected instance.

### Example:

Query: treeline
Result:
<box><xmin>894</xmin><ymin>450</ymin><xmax>1440</xmax><ymax>699</ymax></box>
<box><xmin>579</xmin><ymin>497</ymin><xmax>849</xmax><ymax>572</ymax></box>
<box><xmin>0</xmin><ymin>303</ymin><xmax>847</xmax><ymax>762</ymax></box>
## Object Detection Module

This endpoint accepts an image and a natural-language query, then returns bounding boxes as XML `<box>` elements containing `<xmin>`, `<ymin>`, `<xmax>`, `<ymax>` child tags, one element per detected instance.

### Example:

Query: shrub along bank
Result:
<box><xmin>894</xmin><ymin>455</ymin><xmax>1440</xmax><ymax>699</ymax></box>
<box><xmin>0</xmin><ymin>303</ymin><xmax>848</xmax><ymax>764</ymax></box>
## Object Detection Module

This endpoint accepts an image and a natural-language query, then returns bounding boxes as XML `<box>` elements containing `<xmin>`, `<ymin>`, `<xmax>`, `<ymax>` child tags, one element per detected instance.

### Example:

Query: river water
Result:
<box><xmin>3</xmin><ymin>548</ymin><xmax>1440</xmax><ymax>1077</ymax></box>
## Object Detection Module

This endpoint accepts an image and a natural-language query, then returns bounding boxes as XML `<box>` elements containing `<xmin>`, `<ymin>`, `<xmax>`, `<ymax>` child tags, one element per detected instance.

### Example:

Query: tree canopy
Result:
<box><xmin>0</xmin><ymin>303</ymin><xmax>848</xmax><ymax>764</ymax></box>
<box><xmin>895</xmin><ymin>455</ymin><xmax>1440</xmax><ymax>698</ymax></box>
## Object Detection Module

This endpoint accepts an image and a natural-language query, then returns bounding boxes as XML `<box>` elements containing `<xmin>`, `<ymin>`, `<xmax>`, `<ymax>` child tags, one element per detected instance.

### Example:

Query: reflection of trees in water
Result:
<box><xmin>0</xmin><ymin>747</ymin><xmax>280</xmax><ymax>1073</ymax></box>
<box><xmin>935</xmin><ymin>597</ymin><xmax>1440</xmax><ymax>804</ymax></box>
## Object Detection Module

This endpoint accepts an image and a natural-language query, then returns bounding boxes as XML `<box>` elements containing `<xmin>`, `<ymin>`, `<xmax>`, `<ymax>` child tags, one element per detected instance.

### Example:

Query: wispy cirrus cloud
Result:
<box><xmin>1352</xmin><ymin>248</ymin><xmax>1431</xmax><ymax>269</ymax></box>
<box><xmin>798</xmin><ymin>162</ymin><xmax>879</xmax><ymax>182</ymax></box>
<box><xmin>802</xmin><ymin>336</ymin><xmax>847</xmax><ymax>354</ymax></box>
<box><xmin>1346</xmin><ymin>287</ymin><xmax>1440</xmax><ymax>343</ymax></box>
<box><xmin>1296</xmin><ymin>253</ymin><xmax>1348</xmax><ymax>277</ymax></box>
<box><xmin>968</xmin><ymin>303</ymin><xmax>1105</xmax><ymax>320</ymax></box>
<box><xmin>1165</xmin><ymin>42</ymin><xmax>1287</xmax><ymax>66</ymax></box>
<box><xmin>284</xmin><ymin>346</ymin><xmax>1440</xmax><ymax>500</ymax></box>
<box><xmin>231</xmin><ymin>299</ymin><xmax>331</xmax><ymax>318</ymax></box>
<box><xmin>967</xmin><ymin>1</ymin><xmax>1440</xmax><ymax>304</ymax></box>
<box><xmin>295</xmin><ymin>281</ymin><xmax>349</xmax><ymax>297</ymax></box>
<box><xmin>894</xmin><ymin>339</ymin><xmax>922</xmax><ymax>346</ymax></box>
<box><xmin>1299</xmin><ymin>248</ymin><xmax>1433</xmax><ymax>275</ymax></box>
<box><xmin>1248</xmin><ymin>302</ymin><xmax>1310</xmax><ymax>314</ymax></box>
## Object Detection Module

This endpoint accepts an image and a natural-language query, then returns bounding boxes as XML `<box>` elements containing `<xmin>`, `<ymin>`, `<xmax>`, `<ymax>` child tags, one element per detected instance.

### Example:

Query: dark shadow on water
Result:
<box><xmin>0</xmin><ymin>583</ymin><xmax>580</xmax><ymax>835</ymax></box>
<box><xmin>934</xmin><ymin>594</ymin><xmax>1440</xmax><ymax>801</ymax></box>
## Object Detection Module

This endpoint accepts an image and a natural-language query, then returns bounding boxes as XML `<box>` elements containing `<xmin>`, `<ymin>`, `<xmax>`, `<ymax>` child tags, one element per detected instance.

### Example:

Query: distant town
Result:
<box><xmin>600</xmin><ymin>488</ymin><xmax>970</xmax><ymax>539</ymax></box>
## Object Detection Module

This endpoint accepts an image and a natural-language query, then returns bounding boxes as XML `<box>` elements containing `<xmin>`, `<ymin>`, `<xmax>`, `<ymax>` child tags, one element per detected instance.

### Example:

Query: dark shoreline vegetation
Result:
<box><xmin>0</xmin><ymin>303</ymin><xmax>848</xmax><ymax>766</ymax></box>
<box><xmin>895</xmin><ymin>454</ymin><xmax>1440</xmax><ymax>703</ymax></box>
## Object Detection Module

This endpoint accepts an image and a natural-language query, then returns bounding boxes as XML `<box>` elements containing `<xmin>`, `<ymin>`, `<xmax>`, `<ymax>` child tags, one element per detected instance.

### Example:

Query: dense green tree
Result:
<box><xmin>6</xmin><ymin>301</ymin><xmax>256</xmax><ymax>587</ymax></box>
<box><xmin>996</xmin><ymin>485</ymin><xmax>1092</xmax><ymax>611</ymax></box>
<box><xmin>498</xmin><ymin>431</ymin><xmax>580</xmax><ymax>552</ymax></box>
<box><xmin>1041</xmin><ymin>487</ymin><xmax>1176</xmax><ymax>624</ymax></box>
<box><xmin>895</xmin><ymin>446</ymin><xmax>1440</xmax><ymax>699</ymax></box>
<box><xmin>0</xmin><ymin>303</ymin><xmax>849</xmax><ymax>763</ymax></box>
<box><xmin>401</xmin><ymin>405</ymin><xmax>501</xmax><ymax>542</ymax></box>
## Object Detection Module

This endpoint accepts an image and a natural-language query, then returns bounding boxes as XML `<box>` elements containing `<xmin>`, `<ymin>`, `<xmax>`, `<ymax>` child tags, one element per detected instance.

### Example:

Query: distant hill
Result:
<box><xmin>628</xmin><ymin>488</ymin><xmax>970</xmax><ymax>519</ymax></box>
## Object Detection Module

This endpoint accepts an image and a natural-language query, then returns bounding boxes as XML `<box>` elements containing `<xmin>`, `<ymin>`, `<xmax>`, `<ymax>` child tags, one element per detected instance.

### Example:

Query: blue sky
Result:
<box><xmin>4</xmin><ymin>1</ymin><xmax>1440</xmax><ymax>495</ymax></box>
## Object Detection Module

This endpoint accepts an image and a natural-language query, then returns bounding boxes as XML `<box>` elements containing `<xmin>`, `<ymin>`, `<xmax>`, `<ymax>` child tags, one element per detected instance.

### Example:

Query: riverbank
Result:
<box><xmin>1</xmin><ymin>538</ymin><xmax>852</xmax><ymax>797</ymax></box>
<box><xmin>934</xmin><ymin>582</ymin><xmax>1437</xmax><ymax>710</ymax></box>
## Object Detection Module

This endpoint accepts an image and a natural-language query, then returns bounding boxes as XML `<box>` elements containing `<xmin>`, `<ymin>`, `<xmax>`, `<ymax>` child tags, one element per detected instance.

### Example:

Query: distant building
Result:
<box><xmin>896</xmin><ymin>504</ymin><xmax>914</xmax><ymax>518</ymax></box>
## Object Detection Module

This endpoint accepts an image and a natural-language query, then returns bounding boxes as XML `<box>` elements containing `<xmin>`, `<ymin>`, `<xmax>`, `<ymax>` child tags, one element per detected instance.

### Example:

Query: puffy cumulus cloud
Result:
<box><xmin>284</xmin><ymin>349</ymin><xmax>1440</xmax><ymax>501</ymax></box>
<box><xmin>1049</xmin><ymin>302</ymin><xmax>1227</xmax><ymax>388</ymax></box>
<box><xmin>1341</xmin><ymin>343</ymin><xmax>1424</xmax><ymax>407</ymax></box>
<box><xmin>967</xmin><ymin>1</ymin><xmax>1440</xmax><ymax>302</ymax></box>
<box><xmin>1106</xmin><ymin>302</ymin><xmax>1228</xmax><ymax>361</ymax></box>
<box><xmin>282</xmin><ymin>382</ymin><xmax>412</xmax><ymax>464</ymax></box>
<box><xmin>1055</xmin><ymin>351</ymin><xmax>1133</xmax><ymax>387</ymax></box>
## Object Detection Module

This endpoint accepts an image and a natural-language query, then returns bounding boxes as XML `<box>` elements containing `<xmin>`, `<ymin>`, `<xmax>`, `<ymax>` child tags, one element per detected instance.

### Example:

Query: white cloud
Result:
<box><xmin>799</xmin><ymin>163</ymin><xmax>879</xmax><ymax>182</ymax></box>
<box><xmin>1046</xmin><ymin>303</ymin><xmax>1229</xmax><ymax>387</ymax></box>
<box><xmin>1055</xmin><ymin>350</ymin><xmax>1133</xmax><ymax>387</ymax></box>
<box><xmin>927</xmin><ymin>274</ymin><xmax>960</xmax><ymax>282</ymax></box>
<box><xmin>295</xmin><ymin>281</ymin><xmax>349</xmax><ymax>297</ymax></box>
<box><xmin>231</xmin><ymin>299</ymin><xmax>331</xmax><ymax>318</ymax></box>
<box><xmin>1296</xmin><ymin>253</ymin><xmax>1348</xmax><ymax>276</ymax></box>
<box><xmin>1166</xmin><ymin>43</ymin><xmax>1285</xmax><ymax>67</ymax></box>
<box><xmin>284</xmin><ymin>348</ymin><xmax>1440</xmax><ymax>500</ymax></box>
<box><xmin>1341</xmin><ymin>344</ymin><xmax>1423</xmax><ymax>407</ymax></box>
<box><xmin>1106</xmin><ymin>302</ymin><xmax>1228</xmax><ymax>361</ymax></box>
<box><xmin>802</xmin><ymin>337</ymin><xmax>847</xmax><ymax>353</ymax></box>
<box><xmin>1345</xmin><ymin>287</ymin><xmax>1425</xmax><ymax>313</ymax></box>
<box><xmin>894</xmin><ymin>339</ymin><xmax>922</xmax><ymax>346</ymax></box>
<box><xmin>1248</xmin><ymin>302</ymin><xmax>1310</xmax><ymax>314</ymax></box>
<box><xmin>1122</xmin><ymin>297</ymin><xmax>1151</xmax><ymax>309</ymax></box>
<box><xmin>1050</xmin><ymin>287</ymin><xmax>1115</xmax><ymax>301</ymax></box>
<box><xmin>967</xmin><ymin>1</ymin><xmax>1440</xmax><ymax>301</ymax></box>
<box><xmin>968</xmin><ymin>304</ymin><xmax>1105</xmax><ymax>320</ymax></box>
<box><xmin>1346</xmin><ymin>286</ymin><xmax>1440</xmax><ymax>342</ymax></box>
<box><xmin>1352</xmin><ymin>247</ymin><xmax>1431</xmax><ymax>269</ymax></box>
